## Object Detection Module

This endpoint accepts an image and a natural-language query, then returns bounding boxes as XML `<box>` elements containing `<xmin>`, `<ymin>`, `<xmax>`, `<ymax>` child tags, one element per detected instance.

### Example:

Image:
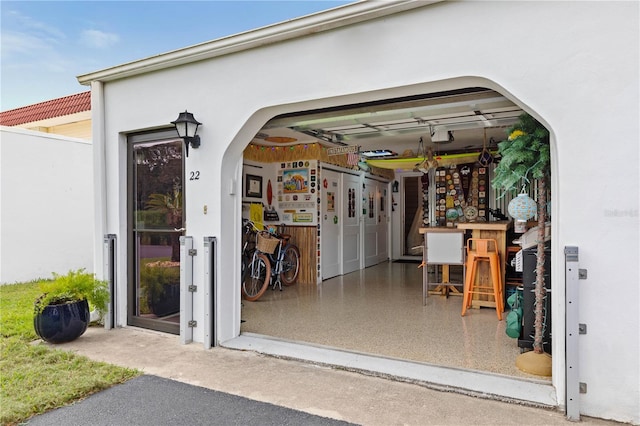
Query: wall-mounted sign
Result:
<box><xmin>276</xmin><ymin>160</ymin><xmax>318</xmax><ymax>226</ymax></box>
<box><xmin>327</xmin><ymin>192</ymin><xmax>335</xmax><ymax>212</ymax></box>
<box><xmin>293</xmin><ymin>212</ymin><xmax>313</xmax><ymax>223</ymax></box>
<box><xmin>327</xmin><ymin>145</ymin><xmax>358</xmax><ymax>156</ymax></box>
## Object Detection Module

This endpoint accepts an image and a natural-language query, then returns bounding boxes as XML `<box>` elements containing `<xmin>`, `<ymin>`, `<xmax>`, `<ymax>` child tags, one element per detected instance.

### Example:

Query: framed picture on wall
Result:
<box><xmin>245</xmin><ymin>174</ymin><xmax>263</xmax><ymax>198</ymax></box>
<box><xmin>282</xmin><ymin>168</ymin><xmax>309</xmax><ymax>193</ymax></box>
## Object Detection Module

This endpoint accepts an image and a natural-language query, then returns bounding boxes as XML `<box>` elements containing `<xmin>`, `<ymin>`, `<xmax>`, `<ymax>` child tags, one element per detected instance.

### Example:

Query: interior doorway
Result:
<box><xmin>403</xmin><ymin>176</ymin><xmax>422</xmax><ymax>256</ymax></box>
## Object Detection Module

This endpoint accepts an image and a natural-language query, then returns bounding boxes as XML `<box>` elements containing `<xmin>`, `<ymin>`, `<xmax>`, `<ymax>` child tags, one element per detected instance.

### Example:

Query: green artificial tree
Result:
<box><xmin>493</xmin><ymin>113</ymin><xmax>551</xmax><ymax>375</ymax></box>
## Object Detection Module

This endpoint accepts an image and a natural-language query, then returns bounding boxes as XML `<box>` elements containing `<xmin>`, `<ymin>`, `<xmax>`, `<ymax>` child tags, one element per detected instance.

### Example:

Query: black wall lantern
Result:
<box><xmin>171</xmin><ymin>110</ymin><xmax>202</xmax><ymax>157</ymax></box>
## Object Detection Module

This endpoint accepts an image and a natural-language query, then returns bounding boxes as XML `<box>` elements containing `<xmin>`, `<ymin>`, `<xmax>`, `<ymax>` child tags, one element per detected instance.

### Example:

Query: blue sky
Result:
<box><xmin>0</xmin><ymin>1</ymin><xmax>352</xmax><ymax>111</ymax></box>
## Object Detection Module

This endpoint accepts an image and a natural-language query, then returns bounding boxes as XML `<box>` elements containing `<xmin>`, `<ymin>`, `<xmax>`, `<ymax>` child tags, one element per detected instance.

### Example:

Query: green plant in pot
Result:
<box><xmin>34</xmin><ymin>269</ymin><xmax>109</xmax><ymax>344</ymax></box>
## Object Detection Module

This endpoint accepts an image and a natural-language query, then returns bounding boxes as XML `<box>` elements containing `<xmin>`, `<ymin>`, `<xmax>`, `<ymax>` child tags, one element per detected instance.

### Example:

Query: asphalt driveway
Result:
<box><xmin>25</xmin><ymin>375</ymin><xmax>354</xmax><ymax>426</ymax></box>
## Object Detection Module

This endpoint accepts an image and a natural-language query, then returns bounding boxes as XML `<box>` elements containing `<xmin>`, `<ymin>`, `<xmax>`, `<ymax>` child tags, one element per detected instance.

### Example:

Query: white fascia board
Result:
<box><xmin>77</xmin><ymin>0</ymin><xmax>437</xmax><ymax>85</ymax></box>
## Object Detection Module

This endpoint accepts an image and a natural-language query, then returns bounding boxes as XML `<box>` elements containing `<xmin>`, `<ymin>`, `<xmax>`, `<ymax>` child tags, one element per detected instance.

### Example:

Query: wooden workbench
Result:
<box><xmin>456</xmin><ymin>221</ymin><xmax>512</xmax><ymax>309</ymax></box>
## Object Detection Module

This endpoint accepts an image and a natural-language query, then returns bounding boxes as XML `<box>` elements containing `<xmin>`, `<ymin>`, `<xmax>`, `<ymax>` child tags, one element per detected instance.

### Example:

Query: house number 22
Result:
<box><xmin>189</xmin><ymin>171</ymin><xmax>200</xmax><ymax>181</ymax></box>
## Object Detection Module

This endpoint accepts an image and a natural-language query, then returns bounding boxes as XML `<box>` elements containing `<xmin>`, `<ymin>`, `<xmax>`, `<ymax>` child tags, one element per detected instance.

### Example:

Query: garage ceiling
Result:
<box><xmin>251</xmin><ymin>87</ymin><xmax>523</xmax><ymax>157</ymax></box>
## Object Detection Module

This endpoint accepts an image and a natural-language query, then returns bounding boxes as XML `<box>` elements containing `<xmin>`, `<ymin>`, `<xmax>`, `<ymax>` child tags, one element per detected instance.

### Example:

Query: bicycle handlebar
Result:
<box><xmin>244</xmin><ymin>220</ymin><xmax>289</xmax><ymax>240</ymax></box>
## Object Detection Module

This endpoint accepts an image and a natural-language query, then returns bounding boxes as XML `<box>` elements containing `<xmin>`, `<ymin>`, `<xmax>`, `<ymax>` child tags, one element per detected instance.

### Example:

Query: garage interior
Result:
<box><xmin>239</xmin><ymin>87</ymin><xmax>551</xmax><ymax>382</ymax></box>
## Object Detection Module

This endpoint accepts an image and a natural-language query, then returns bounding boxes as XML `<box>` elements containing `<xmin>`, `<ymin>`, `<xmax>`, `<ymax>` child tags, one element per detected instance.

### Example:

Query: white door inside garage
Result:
<box><xmin>341</xmin><ymin>173</ymin><xmax>361</xmax><ymax>275</ymax></box>
<box><xmin>321</xmin><ymin>169</ymin><xmax>342</xmax><ymax>279</ymax></box>
<box><xmin>364</xmin><ymin>177</ymin><xmax>389</xmax><ymax>267</ymax></box>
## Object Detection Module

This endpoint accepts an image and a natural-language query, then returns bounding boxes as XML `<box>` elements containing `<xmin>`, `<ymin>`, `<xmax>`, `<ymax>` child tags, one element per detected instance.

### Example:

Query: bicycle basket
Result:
<box><xmin>256</xmin><ymin>232</ymin><xmax>279</xmax><ymax>254</ymax></box>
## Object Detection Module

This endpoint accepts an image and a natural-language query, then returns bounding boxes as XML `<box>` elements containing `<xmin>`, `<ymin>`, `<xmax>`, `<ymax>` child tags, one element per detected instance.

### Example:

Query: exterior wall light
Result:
<box><xmin>171</xmin><ymin>110</ymin><xmax>202</xmax><ymax>157</ymax></box>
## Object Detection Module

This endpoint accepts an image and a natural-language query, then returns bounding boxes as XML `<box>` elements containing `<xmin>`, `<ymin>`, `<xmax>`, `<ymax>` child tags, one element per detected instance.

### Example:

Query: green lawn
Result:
<box><xmin>0</xmin><ymin>281</ymin><xmax>140</xmax><ymax>425</ymax></box>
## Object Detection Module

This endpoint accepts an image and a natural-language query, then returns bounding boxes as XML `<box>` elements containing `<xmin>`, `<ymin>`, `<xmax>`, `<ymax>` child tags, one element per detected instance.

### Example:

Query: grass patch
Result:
<box><xmin>0</xmin><ymin>281</ymin><xmax>140</xmax><ymax>425</ymax></box>
<box><xmin>0</xmin><ymin>281</ymin><xmax>41</xmax><ymax>339</ymax></box>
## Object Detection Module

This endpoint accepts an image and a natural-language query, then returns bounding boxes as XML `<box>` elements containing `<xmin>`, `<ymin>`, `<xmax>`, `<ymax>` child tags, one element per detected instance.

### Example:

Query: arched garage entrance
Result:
<box><xmin>220</xmin><ymin>81</ymin><xmax>557</xmax><ymax>405</ymax></box>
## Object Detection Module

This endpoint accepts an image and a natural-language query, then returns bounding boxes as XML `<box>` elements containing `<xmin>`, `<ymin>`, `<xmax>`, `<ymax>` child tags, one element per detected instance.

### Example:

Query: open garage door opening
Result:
<box><xmin>237</xmin><ymin>86</ymin><xmax>553</xmax><ymax>382</ymax></box>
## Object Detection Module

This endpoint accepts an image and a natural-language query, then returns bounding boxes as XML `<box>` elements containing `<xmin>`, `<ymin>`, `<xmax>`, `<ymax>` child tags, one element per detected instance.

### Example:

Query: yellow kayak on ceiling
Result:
<box><xmin>366</xmin><ymin>151</ymin><xmax>496</xmax><ymax>170</ymax></box>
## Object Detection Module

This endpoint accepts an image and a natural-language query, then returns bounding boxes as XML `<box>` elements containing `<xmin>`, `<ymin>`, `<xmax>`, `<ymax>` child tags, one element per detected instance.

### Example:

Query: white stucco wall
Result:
<box><xmin>85</xmin><ymin>1</ymin><xmax>639</xmax><ymax>423</ymax></box>
<box><xmin>0</xmin><ymin>126</ymin><xmax>94</xmax><ymax>284</ymax></box>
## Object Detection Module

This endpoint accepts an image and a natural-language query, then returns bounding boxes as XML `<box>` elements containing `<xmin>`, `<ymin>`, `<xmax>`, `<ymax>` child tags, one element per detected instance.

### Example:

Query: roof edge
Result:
<box><xmin>77</xmin><ymin>0</ymin><xmax>437</xmax><ymax>85</ymax></box>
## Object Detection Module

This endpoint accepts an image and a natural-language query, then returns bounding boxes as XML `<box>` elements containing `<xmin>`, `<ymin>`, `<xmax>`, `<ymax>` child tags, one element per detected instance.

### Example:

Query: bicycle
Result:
<box><xmin>241</xmin><ymin>219</ymin><xmax>257</xmax><ymax>287</ymax></box>
<box><xmin>242</xmin><ymin>221</ymin><xmax>300</xmax><ymax>301</ymax></box>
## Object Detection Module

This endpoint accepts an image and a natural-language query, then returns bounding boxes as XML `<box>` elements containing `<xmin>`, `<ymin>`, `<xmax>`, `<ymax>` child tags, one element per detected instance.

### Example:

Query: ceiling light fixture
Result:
<box><xmin>431</xmin><ymin>127</ymin><xmax>454</xmax><ymax>143</ymax></box>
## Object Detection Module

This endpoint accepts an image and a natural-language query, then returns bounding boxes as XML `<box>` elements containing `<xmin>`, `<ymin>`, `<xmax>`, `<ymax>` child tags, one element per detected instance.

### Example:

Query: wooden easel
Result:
<box><xmin>419</xmin><ymin>228</ymin><xmax>466</xmax><ymax>305</ymax></box>
<box><xmin>428</xmin><ymin>264</ymin><xmax>463</xmax><ymax>297</ymax></box>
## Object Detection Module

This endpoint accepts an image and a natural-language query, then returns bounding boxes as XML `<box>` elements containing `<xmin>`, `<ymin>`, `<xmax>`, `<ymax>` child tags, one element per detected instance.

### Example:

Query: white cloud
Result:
<box><xmin>6</xmin><ymin>9</ymin><xmax>66</xmax><ymax>40</ymax></box>
<box><xmin>1</xmin><ymin>10</ymin><xmax>65</xmax><ymax>57</ymax></box>
<box><xmin>1</xmin><ymin>31</ymin><xmax>50</xmax><ymax>55</ymax></box>
<box><xmin>80</xmin><ymin>29</ymin><xmax>119</xmax><ymax>49</ymax></box>
<box><xmin>0</xmin><ymin>30</ymin><xmax>71</xmax><ymax>73</ymax></box>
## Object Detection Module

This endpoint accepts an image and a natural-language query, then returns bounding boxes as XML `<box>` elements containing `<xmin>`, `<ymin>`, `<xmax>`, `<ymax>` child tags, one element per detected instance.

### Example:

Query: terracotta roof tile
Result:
<box><xmin>0</xmin><ymin>91</ymin><xmax>91</xmax><ymax>126</ymax></box>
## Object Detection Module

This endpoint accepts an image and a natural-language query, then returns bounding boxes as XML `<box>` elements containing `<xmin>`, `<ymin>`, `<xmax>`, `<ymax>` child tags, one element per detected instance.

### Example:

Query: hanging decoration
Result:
<box><xmin>508</xmin><ymin>190</ymin><xmax>537</xmax><ymax>220</ymax></box>
<box><xmin>477</xmin><ymin>128</ymin><xmax>494</xmax><ymax>166</ymax></box>
<box><xmin>414</xmin><ymin>137</ymin><xmax>439</xmax><ymax>173</ymax></box>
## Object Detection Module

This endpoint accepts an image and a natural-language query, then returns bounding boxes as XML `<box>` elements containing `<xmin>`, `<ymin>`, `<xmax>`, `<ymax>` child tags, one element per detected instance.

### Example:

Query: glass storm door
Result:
<box><xmin>129</xmin><ymin>138</ymin><xmax>184</xmax><ymax>334</ymax></box>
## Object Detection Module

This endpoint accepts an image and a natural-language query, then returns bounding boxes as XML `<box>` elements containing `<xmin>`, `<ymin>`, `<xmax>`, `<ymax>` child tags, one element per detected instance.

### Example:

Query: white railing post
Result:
<box><xmin>565</xmin><ymin>245</ymin><xmax>582</xmax><ymax>421</ymax></box>
<box><xmin>180</xmin><ymin>236</ymin><xmax>194</xmax><ymax>344</ymax></box>
<box><xmin>203</xmin><ymin>237</ymin><xmax>217</xmax><ymax>349</ymax></box>
<box><xmin>102</xmin><ymin>234</ymin><xmax>117</xmax><ymax>329</ymax></box>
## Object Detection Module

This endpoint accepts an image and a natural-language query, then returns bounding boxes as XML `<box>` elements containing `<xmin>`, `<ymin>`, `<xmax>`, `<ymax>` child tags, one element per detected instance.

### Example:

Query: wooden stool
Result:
<box><xmin>461</xmin><ymin>238</ymin><xmax>504</xmax><ymax>320</ymax></box>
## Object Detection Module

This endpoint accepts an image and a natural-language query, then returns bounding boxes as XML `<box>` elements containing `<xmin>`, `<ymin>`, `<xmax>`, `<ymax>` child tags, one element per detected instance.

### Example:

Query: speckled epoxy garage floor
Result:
<box><xmin>240</xmin><ymin>261</ymin><xmax>550</xmax><ymax>381</ymax></box>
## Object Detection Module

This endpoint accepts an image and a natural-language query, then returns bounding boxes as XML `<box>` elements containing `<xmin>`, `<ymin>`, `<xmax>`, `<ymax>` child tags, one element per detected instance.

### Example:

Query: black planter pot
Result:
<box><xmin>34</xmin><ymin>299</ymin><xmax>90</xmax><ymax>344</ymax></box>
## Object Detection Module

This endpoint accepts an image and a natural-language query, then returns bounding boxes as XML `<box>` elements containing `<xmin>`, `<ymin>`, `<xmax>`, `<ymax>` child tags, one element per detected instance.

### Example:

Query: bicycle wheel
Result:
<box><xmin>241</xmin><ymin>253</ymin><xmax>250</xmax><ymax>289</ymax></box>
<box><xmin>241</xmin><ymin>246</ymin><xmax>255</xmax><ymax>284</ymax></box>
<box><xmin>242</xmin><ymin>253</ymin><xmax>271</xmax><ymax>301</ymax></box>
<box><xmin>280</xmin><ymin>244</ymin><xmax>300</xmax><ymax>286</ymax></box>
